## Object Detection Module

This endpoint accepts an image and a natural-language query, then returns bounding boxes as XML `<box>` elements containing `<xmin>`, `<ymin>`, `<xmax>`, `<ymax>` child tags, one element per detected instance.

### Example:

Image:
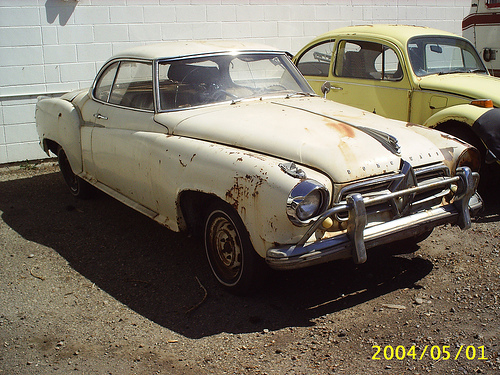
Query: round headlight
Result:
<box><xmin>296</xmin><ymin>190</ymin><xmax>323</xmax><ymax>221</ymax></box>
<box><xmin>287</xmin><ymin>180</ymin><xmax>329</xmax><ymax>226</ymax></box>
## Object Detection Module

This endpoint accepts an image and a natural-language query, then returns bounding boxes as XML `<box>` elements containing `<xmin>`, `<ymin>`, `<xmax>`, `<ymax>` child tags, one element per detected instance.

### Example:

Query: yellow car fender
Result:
<box><xmin>424</xmin><ymin>104</ymin><xmax>500</xmax><ymax>163</ymax></box>
<box><xmin>423</xmin><ymin>103</ymin><xmax>490</xmax><ymax>130</ymax></box>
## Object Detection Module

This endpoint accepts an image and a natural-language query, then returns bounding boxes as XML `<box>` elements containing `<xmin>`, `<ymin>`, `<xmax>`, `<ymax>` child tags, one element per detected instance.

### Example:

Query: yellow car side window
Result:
<box><xmin>336</xmin><ymin>40</ymin><xmax>403</xmax><ymax>81</ymax></box>
<box><xmin>296</xmin><ymin>40</ymin><xmax>335</xmax><ymax>77</ymax></box>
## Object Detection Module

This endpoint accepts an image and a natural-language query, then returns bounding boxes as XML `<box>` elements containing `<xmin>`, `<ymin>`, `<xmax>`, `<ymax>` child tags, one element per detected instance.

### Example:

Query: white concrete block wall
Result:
<box><xmin>0</xmin><ymin>0</ymin><xmax>471</xmax><ymax>164</ymax></box>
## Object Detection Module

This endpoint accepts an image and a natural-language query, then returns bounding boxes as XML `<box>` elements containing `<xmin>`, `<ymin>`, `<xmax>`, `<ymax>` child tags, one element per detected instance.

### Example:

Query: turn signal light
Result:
<box><xmin>322</xmin><ymin>217</ymin><xmax>334</xmax><ymax>229</ymax></box>
<box><xmin>470</xmin><ymin>99</ymin><xmax>494</xmax><ymax>108</ymax></box>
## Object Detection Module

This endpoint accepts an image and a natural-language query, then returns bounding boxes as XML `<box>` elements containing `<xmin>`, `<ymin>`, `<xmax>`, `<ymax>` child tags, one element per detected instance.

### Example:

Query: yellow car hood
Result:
<box><xmin>418</xmin><ymin>73</ymin><xmax>500</xmax><ymax>106</ymax></box>
<box><xmin>156</xmin><ymin>97</ymin><xmax>447</xmax><ymax>183</ymax></box>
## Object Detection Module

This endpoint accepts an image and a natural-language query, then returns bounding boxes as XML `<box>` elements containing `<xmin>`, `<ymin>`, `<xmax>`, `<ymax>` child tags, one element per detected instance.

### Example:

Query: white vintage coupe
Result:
<box><xmin>36</xmin><ymin>41</ymin><xmax>481</xmax><ymax>294</ymax></box>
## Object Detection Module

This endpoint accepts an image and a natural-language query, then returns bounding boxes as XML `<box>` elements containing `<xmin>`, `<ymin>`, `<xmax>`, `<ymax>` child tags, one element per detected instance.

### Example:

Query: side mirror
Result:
<box><xmin>483</xmin><ymin>48</ymin><xmax>496</xmax><ymax>62</ymax></box>
<box><xmin>430</xmin><ymin>45</ymin><xmax>443</xmax><ymax>54</ymax></box>
<box><xmin>321</xmin><ymin>81</ymin><xmax>331</xmax><ymax>98</ymax></box>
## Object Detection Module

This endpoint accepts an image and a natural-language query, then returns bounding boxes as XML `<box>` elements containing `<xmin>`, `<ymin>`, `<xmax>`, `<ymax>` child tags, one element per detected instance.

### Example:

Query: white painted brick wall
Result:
<box><xmin>0</xmin><ymin>0</ymin><xmax>471</xmax><ymax>164</ymax></box>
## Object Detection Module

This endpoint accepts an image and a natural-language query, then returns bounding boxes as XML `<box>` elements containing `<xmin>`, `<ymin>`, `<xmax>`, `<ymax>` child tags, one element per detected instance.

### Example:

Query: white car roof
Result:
<box><xmin>112</xmin><ymin>40</ymin><xmax>281</xmax><ymax>61</ymax></box>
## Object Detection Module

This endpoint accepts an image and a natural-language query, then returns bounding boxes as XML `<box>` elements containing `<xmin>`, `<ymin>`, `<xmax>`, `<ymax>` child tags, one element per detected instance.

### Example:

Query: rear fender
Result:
<box><xmin>35</xmin><ymin>98</ymin><xmax>83</xmax><ymax>174</ymax></box>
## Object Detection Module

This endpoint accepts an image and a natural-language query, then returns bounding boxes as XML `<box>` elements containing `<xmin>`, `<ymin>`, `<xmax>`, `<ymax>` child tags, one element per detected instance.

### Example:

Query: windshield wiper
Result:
<box><xmin>230</xmin><ymin>98</ymin><xmax>243</xmax><ymax>105</ymax></box>
<box><xmin>438</xmin><ymin>70</ymin><xmax>464</xmax><ymax>75</ymax></box>
<box><xmin>467</xmin><ymin>68</ymin><xmax>488</xmax><ymax>73</ymax></box>
<box><xmin>438</xmin><ymin>68</ymin><xmax>487</xmax><ymax>75</ymax></box>
<box><xmin>285</xmin><ymin>92</ymin><xmax>318</xmax><ymax>99</ymax></box>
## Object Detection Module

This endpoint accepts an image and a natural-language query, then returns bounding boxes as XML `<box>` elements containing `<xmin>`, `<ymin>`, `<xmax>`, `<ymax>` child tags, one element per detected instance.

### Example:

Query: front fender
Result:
<box><xmin>423</xmin><ymin>103</ymin><xmax>489</xmax><ymax>129</ymax></box>
<box><xmin>424</xmin><ymin>104</ymin><xmax>500</xmax><ymax>162</ymax></box>
<box><xmin>35</xmin><ymin>97</ymin><xmax>83</xmax><ymax>174</ymax></box>
<box><xmin>145</xmin><ymin>135</ymin><xmax>333</xmax><ymax>258</ymax></box>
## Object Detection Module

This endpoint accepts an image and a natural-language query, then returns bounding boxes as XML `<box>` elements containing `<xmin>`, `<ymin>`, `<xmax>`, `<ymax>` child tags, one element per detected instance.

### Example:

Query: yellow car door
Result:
<box><xmin>297</xmin><ymin>38</ymin><xmax>412</xmax><ymax>121</ymax></box>
<box><xmin>330</xmin><ymin>40</ymin><xmax>411</xmax><ymax>121</ymax></box>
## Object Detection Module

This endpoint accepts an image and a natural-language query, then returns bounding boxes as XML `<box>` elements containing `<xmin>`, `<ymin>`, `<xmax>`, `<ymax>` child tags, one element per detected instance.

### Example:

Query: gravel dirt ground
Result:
<box><xmin>0</xmin><ymin>161</ymin><xmax>499</xmax><ymax>375</ymax></box>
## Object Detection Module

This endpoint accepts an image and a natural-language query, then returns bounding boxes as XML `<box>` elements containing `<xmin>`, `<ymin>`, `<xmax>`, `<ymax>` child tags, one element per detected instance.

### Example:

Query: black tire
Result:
<box><xmin>383</xmin><ymin>229</ymin><xmax>434</xmax><ymax>256</ymax></box>
<box><xmin>398</xmin><ymin>228</ymin><xmax>433</xmax><ymax>248</ymax></box>
<box><xmin>411</xmin><ymin>229</ymin><xmax>433</xmax><ymax>244</ymax></box>
<box><xmin>57</xmin><ymin>147</ymin><xmax>90</xmax><ymax>198</ymax></box>
<box><xmin>204</xmin><ymin>203</ymin><xmax>266</xmax><ymax>294</ymax></box>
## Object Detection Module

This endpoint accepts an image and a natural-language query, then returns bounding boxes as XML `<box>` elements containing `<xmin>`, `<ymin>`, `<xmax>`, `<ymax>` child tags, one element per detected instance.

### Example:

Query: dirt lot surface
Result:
<box><xmin>0</xmin><ymin>162</ymin><xmax>499</xmax><ymax>375</ymax></box>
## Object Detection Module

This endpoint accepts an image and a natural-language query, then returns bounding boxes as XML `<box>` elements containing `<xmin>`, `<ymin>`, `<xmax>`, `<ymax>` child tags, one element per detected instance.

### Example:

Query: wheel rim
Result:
<box><xmin>58</xmin><ymin>149</ymin><xmax>79</xmax><ymax>195</ymax></box>
<box><xmin>205</xmin><ymin>211</ymin><xmax>243</xmax><ymax>286</ymax></box>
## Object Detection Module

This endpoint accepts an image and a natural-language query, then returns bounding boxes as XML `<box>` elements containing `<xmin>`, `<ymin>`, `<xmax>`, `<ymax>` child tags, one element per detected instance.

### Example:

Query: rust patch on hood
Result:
<box><xmin>323</xmin><ymin>118</ymin><xmax>355</xmax><ymax>138</ymax></box>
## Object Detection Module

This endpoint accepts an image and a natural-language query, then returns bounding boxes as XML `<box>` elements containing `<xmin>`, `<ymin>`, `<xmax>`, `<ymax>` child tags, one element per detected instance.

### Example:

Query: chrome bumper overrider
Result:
<box><xmin>266</xmin><ymin>167</ymin><xmax>481</xmax><ymax>270</ymax></box>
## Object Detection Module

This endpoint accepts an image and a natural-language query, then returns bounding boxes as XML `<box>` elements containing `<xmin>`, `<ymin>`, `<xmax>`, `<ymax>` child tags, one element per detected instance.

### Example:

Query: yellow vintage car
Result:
<box><xmin>294</xmin><ymin>25</ymin><xmax>500</xmax><ymax>177</ymax></box>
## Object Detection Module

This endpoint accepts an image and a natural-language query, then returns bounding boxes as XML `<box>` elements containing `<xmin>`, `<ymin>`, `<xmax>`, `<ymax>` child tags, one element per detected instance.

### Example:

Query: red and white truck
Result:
<box><xmin>463</xmin><ymin>0</ymin><xmax>500</xmax><ymax>76</ymax></box>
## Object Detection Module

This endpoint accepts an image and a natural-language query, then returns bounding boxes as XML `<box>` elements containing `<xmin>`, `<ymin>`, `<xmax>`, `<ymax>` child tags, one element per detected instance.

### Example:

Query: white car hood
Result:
<box><xmin>155</xmin><ymin>97</ymin><xmax>444</xmax><ymax>183</ymax></box>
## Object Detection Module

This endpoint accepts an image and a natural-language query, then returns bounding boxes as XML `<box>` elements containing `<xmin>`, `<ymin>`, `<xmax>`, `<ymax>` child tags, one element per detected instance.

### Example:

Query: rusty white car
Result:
<box><xmin>36</xmin><ymin>41</ymin><xmax>481</xmax><ymax>294</ymax></box>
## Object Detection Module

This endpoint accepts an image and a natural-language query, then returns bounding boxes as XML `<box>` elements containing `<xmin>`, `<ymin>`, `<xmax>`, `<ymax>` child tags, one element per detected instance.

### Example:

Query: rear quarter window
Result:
<box><xmin>296</xmin><ymin>41</ymin><xmax>335</xmax><ymax>77</ymax></box>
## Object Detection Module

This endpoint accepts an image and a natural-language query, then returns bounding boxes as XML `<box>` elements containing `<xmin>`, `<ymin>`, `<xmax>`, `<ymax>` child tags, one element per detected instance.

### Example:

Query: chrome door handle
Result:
<box><xmin>93</xmin><ymin>113</ymin><xmax>108</xmax><ymax>120</ymax></box>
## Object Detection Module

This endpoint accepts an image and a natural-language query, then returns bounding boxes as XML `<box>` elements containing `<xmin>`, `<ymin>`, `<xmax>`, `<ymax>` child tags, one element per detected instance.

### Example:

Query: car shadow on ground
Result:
<box><xmin>1</xmin><ymin>171</ymin><xmax>475</xmax><ymax>339</ymax></box>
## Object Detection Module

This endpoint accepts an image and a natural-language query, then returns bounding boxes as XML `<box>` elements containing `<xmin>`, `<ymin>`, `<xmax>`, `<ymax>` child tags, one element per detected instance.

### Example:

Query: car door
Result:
<box><xmin>297</xmin><ymin>38</ymin><xmax>412</xmax><ymax>121</ymax></box>
<box><xmin>331</xmin><ymin>39</ymin><xmax>412</xmax><ymax>120</ymax></box>
<box><xmin>88</xmin><ymin>59</ymin><xmax>167</xmax><ymax>211</ymax></box>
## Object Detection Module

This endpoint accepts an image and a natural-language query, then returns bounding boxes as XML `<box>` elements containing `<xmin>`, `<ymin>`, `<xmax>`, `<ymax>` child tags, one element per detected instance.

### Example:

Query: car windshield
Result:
<box><xmin>157</xmin><ymin>52</ymin><xmax>314</xmax><ymax>111</ymax></box>
<box><xmin>407</xmin><ymin>36</ymin><xmax>488</xmax><ymax>77</ymax></box>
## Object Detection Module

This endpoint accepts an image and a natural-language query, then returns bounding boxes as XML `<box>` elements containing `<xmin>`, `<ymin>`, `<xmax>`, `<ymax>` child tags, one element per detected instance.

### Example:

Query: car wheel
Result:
<box><xmin>411</xmin><ymin>229</ymin><xmax>433</xmax><ymax>244</ymax></box>
<box><xmin>204</xmin><ymin>203</ymin><xmax>265</xmax><ymax>294</ymax></box>
<box><xmin>57</xmin><ymin>147</ymin><xmax>90</xmax><ymax>198</ymax></box>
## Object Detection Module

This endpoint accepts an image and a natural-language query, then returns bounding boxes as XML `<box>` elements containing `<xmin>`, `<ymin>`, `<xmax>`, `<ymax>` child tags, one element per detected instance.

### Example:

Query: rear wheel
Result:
<box><xmin>57</xmin><ymin>147</ymin><xmax>90</xmax><ymax>198</ymax></box>
<box><xmin>204</xmin><ymin>203</ymin><xmax>266</xmax><ymax>294</ymax></box>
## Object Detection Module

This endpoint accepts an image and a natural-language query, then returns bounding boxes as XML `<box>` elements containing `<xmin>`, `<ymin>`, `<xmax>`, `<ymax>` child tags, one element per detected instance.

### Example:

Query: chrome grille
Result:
<box><xmin>336</xmin><ymin>164</ymin><xmax>451</xmax><ymax>219</ymax></box>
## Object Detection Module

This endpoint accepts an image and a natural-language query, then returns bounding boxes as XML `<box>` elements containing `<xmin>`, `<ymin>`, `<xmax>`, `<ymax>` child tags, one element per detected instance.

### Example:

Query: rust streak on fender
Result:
<box><xmin>225</xmin><ymin>174</ymin><xmax>267</xmax><ymax>211</ymax></box>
